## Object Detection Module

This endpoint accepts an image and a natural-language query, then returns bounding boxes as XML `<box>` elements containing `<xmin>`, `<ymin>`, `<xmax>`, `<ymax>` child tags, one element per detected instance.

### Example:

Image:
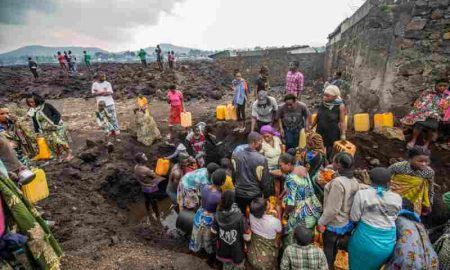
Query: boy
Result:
<box><xmin>83</xmin><ymin>50</ymin><xmax>91</xmax><ymax>71</ymax></box>
<box><xmin>280</xmin><ymin>225</ymin><xmax>328</xmax><ymax>270</ymax></box>
<box><xmin>134</xmin><ymin>152</ymin><xmax>165</xmax><ymax>223</ymax></box>
<box><xmin>95</xmin><ymin>100</ymin><xmax>119</xmax><ymax>147</ymax></box>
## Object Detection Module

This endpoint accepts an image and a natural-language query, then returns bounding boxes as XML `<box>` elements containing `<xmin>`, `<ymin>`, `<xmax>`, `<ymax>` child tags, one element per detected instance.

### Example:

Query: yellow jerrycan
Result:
<box><xmin>181</xmin><ymin>112</ymin><xmax>192</xmax><ymax>128</ymax></box>
<box><xmin>353</xmin><ymin>113</ymin><xmax>370</xmax><ymax>132</ymax></box>
<box><xmin>21</xmin><ymin>168</ymin><xmax>49</xmax><ymax>204</ymax></box>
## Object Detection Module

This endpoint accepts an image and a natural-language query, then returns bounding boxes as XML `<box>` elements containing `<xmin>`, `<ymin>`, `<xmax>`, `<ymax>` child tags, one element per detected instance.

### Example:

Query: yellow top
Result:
<box><xmin>221</xmin><ymin>175</ymin><xmax>235</xmax><ymax>191</ymax></box>
<box><xmin>137</xmin><ymin>97</ymin><xmax>149</xmax><ymax>109</ymax></box>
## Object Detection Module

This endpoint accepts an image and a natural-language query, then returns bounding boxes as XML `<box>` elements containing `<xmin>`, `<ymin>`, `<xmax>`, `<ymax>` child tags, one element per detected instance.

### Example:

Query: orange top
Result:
<box><xmin>137</xmin><ymin>97</ymin><xmax>149</xmax><ymax>110</ymax></box>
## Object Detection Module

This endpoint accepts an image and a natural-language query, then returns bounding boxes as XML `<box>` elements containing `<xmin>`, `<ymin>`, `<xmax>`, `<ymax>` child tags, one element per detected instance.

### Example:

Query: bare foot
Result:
<box><xmin>63</xmin><ymin>154</ymin><xmax>74</xmax><ymax>162</ymax></box>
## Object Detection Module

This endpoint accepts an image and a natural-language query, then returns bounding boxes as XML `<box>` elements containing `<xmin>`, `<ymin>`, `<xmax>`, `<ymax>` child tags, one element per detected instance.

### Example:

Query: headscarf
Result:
<box><xmin>306</xmin><ymin>132</ymin><xmax>326</xmax><ymax>155</ymax></box>
<box><xmin>443</xmin><ymin>192</ymin><xmax>450</xmax><ymax>211</ymax></box>
<box><xmin>323</xmin><ymin>85</ymin><xmax>344</xmax><ymax>110</ymax></box>
<box><xmin>260</xmin><ymin>125</ymin><xmax>280</xmax><ymax>138</ymax></box>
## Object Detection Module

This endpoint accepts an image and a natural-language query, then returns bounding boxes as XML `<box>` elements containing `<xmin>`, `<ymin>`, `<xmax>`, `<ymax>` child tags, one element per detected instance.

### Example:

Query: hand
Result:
<box><xmin>422</xmin><ymin>206</ymin><xmax>432</xmax><ymax>216</ymax></box>
<box><xmin>317</xmin><ymin>224</ymin><xmax>326</xmax><ymax>233</ymax></box>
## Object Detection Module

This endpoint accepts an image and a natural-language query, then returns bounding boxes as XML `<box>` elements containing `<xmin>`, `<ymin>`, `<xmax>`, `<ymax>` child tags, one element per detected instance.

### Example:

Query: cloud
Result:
<box><xmin>0</xmin><ymin>0</ymin><xmax>185</xmax><ymax>52</ymax></box>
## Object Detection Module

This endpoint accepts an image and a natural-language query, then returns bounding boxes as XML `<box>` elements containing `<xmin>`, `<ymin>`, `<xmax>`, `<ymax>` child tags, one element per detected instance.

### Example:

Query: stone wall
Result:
<box><xmin>325</xmin><ymin>0</ymin><xmax>450</xmax><ymax>116</ymax></box>
<box><xmin>216</xmin><ymin>51</ymin><xmax>325</xmax><ymax>87</ymax></box>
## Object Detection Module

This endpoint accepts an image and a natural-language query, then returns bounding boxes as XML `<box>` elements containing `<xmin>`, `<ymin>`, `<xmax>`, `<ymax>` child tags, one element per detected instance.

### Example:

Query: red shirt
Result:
<box><xmin>58</xmin><ymin>55</ymin><xmax>65</xmax><ymax>63</ymax></box>
<box><xmin>189</xmin><ymin>134</ymin><xmax>205</xmax><ymax>154</ymax></box>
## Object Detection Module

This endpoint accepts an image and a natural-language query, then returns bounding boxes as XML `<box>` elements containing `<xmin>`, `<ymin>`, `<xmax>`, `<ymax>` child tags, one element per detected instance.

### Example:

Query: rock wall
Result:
<box><xmin>216</xmin><ymin>51</ymin><xmax>325</xmax><ymax>87</ymax></box>
<box><xmin>325</xmin><ymin>0</ymin><xmax>450</xmax><ymax>116</ymax></box>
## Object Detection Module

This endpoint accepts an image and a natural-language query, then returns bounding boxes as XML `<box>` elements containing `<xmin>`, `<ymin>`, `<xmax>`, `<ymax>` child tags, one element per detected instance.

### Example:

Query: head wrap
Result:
<box><xmin>306</xmin><ymin>132</ymin><xmax>325</xmax><ymax>155</ymax></box>
<box><xmin>260</xmin><ymin>125</ymin><xmax>280</xmax><ymax>137</ymax></box>
<box><xmin>444</xmin><ymin>192</ymin><xmax>450</xmax><ymax>211</ymax></box>
<box><xmin>324</xmin><ymin>85</ymin><xmax>341</xmax><ymax>97</ymax></box>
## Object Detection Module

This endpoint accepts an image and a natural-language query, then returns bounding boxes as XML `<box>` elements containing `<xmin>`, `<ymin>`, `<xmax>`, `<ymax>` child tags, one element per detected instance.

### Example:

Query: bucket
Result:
<box><xmin>176</xmin><ymin>209</ymin><xmax>195</xmax><ymax>235</ymax></box>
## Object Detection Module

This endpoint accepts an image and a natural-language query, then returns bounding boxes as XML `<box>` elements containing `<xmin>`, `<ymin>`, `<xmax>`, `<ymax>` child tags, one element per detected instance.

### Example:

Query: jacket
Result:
<box><xmin>212</xmin><ymin>204</ymin><xmax>246</xmax><ymax>265</ymax></box>
<box><xmin>232</xmin><ymin>146</ymin><xmax>270</xmax><ymax>198</ymax></box>
<box><xmin>30</xmin><ymin>103</ymin><xmax>61</xmax><ymax>133</ymax></box>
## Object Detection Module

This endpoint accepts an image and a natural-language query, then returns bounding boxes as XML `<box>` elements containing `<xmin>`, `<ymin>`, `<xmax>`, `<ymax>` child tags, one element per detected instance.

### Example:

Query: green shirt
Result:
<box><xmin>138</xmin><ymin>50</ymin><xmax>146</xmax><ymax>60</ymax></box>
<box><xmin>84</xmin><ymin>54</ymin><xmax>91</xmax><ymax>62</ymax></box>
<box><xmin>280</xmin><ymin>244</ymin><xmax>328</xmax><ymax>270</ymax></box>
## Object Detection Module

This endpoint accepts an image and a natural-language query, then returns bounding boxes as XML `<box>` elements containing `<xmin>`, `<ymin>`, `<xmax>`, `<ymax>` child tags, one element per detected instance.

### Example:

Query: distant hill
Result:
<box><xmin>0</xmin><ymin>45</ymin><xmax>108</xmax><ymax>60</ymax></box>
<box><xmin>143</xmin><ymin>43</ymin><xmax>208</xmax><ymax>55</ymax></box>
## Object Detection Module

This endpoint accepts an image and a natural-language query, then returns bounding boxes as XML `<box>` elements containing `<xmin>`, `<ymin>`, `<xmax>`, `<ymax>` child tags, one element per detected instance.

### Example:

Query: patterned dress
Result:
<box><xmin>401</xmin><ymin>89</ymin><xmax>449</xmax><ymax>126</ymax></box>
<box><xmin>385</xmin><ymin>215</ymin><xmax>439</xmax><ymax>270</ymax></box>
<box><xmin>283</xmin><ymin>173</ymin><xmax>322</xmax><ymax>245</ymax></box>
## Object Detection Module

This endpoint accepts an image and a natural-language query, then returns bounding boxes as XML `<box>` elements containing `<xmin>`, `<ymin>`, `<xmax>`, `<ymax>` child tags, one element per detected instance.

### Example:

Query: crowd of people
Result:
<box><xmin>130</xmin><ymin>63</ymin><xmax>450</xmax><ymax>269</ymax></box>
<box><xmin>138</xmin><ymin>44</ymin><xmax>175</xmax><ymax>70</ymax></box>
<box><xmin>1</xmin><ymin>55</ymin><xmax>449</xmax><ymax>269</ymax></box>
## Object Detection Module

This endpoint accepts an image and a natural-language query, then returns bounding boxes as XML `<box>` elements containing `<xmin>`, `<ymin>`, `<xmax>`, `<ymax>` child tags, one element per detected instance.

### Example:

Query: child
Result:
<box><xmin>212</xmin><ymin>190</ymin><xmax>250</xmax><ymax>269</ymax></box>
<box><xmin>167</xmin><ymin>84</ymin><xmax>184</xmax><ymax>140</ymax></box>
<box><xmin>188</xmin><ymin>125</ymin><xmax>205</xmax><ymax>167</ymax></box>
<box><xmin>220</xmin><ymin>158</ymin><xmax>235</xmax><ymax>191</ymax></box>
<box><xmin>247</xmin><ymin>198</ymin><xmax>282</xmax><ymax>270</ymax></box>
<box><xmin>280</xmin><ymin>225</ymin><xmax>328</xmax><ymax>270</ymax></box>
<box><xmin>232</xmin><ymin>70</ymin><xmax>249</xmax><ymax>132</ymax></box>
<box><xmin>134</xmin><ymin>153</ymin><xmax>165</xmax><ymax>223</ymax></box>
<box><xmin>95</xmin><ymin>100</ymin><xmax>119</xmax><ymax>146</ymax></box>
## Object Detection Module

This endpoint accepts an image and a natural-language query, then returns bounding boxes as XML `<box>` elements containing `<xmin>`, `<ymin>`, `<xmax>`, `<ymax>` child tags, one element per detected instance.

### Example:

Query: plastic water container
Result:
<box><xmin>298</xmin><ymin>128</ymin><xmax>307</xmax><ymax>148</ymax></box>
<box><xmin>181</xmin><ymin>112</ymin><xmax>192</xmax><ymax>127</ymax></box>
<box><xmin>333</xmin><ymin>140</ymin><xmax>357</xmax><ymax>157</ymax></box>
<box><xmin>216</xmin><ymin>105</ymin><xmax>226</xmax><ymax>120</ymax></box>
<box><xmin>374</xmin><ymin>113</ymin><xmax>394</xmax><ymax>129</ymax></box>
<box><xmin>33</xmin><ymin>137</ymin><xmax>52</xmax><ymax>160</ymax></box>
<box><xmin>373</xmin><ymin>114</ymin><xmax>384</xmax><ymax>129</ymax></box>
<box><xmin>353</xmin><ymin>113</ymin><xmax>370</xmax><ymax>132</ymax></box>
<box><xmin>21</xmin><ymin>168</ymin><xmax>49</xmax><ymax>204</ymax></box>
<box><xmin>382</xmin><ymin>112</ymin><xmax>394</xmax><ymax>127</ymax></box>
<box><xmin>155</xmin><ymin>159</ymin><xmax>170</xmax><ymax>176</ymax></box>
<box><xmin>225</xmin><ymin>104</ymin><xmax>237</xmax><ymax>121</ymax></box>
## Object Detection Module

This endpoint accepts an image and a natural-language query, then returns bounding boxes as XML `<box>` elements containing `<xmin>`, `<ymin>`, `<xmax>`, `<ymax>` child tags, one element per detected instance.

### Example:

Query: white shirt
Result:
<box><xmin>91</xmin><ymin>81</ymin><xmax>115</xmax><ymax>106</ymax></box>
<box><xmin>350</xmin><ymin>188</ymin><xmax>402</xmax><ymax>229</ymax></box>
<box><xmin>250</xmin><ymin>214</ymin><xmax>282</xmax><ymax>240</ymax></box>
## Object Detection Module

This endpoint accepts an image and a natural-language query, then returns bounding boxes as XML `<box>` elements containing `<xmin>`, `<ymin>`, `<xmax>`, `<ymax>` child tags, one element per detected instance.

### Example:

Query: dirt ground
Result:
<box><xmin>2</xmin><ymin>63</ymin><xmax>449</xmax><ymax>269</ymax></box>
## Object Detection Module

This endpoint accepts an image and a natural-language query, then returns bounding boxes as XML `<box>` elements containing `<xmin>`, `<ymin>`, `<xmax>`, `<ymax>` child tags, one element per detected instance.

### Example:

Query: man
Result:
<box><xmin>251</xmin><ymin>90</ymin><xmax>278</xmax><ymax>132</ymax></box>
<box><xmin>91</xmin><ymin>72</ymin><xmax>120</xmax><ymax>134</ymax></box>
<box><xmin>83</xmin><ymin>51</ymin><xmax>92</xmax><ymax>71</ymax></box>
<box><xmin>0</xmin><ymin>105</ymin><xmax>36</xmax><ymax>165</ymax></box>
<box><xmin>138</xmin><ymin>49</ymin><xmax>147</xmax><ymax>67</ymax></box>
<box><xmin>27</xmin><ymin>57</ymin><xmax>38</xmax><ymax>79</ymax></box>
<box><xmin>68</xmin><ymin>50</ymin><xmax>77</xmax><ymax>74</ymax></box>
<box><xmin>166</xmin><ymin>153</ymin><xmax>190</xmax><ymax>210</ymax></box>
<box><xmin>285</xmin><ymin>61</ymin><xmax>304</xmax><ymax>97</ymax></box>
<box><xmin>232</xmin><ymin>132</ymin><xmax>270</xmax><ymax>215</ymax></box>
<box><xmin>331</xmin><ymin>71</ymin><xmax>343</xmax><ymax>89</ymax></box>
<box><xmin>155</xmin><ymin>45</ymin><xmax>163</xmax><ymax>71</ymax></box>
<box><xmin>278</xmin><ymin>94</ymin><xmax>310</xmax><ymax>150</ymax></box>
<box><xmin>255</xmin><ymin>66</ymin><xmax>270</xmax><ymax>98</ymax></box>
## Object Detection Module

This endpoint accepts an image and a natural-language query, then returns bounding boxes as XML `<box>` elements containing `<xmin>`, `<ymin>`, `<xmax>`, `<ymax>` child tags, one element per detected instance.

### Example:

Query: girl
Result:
<box><xmin>95</xmin><ymin>100</ymin><xmax>119</xmax><ymax>145</ymax></box>
<box><xmin>167</xmin><ymin>85</ymin><xmax>184</xmax><ymax>140</ymax></box>
<box><xmin>232</xmin><ymin>70</ymin><xmax>248</xmax><ymax>132</ymax></box>
<box><xmin>26</xmin><ymin>93</ymin><xmax>73</xmax><ymax>161</ymax></box>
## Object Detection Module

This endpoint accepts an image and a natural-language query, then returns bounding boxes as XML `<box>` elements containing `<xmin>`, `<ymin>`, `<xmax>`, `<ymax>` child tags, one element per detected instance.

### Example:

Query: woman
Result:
<box><xmin>401</xmin><ymin>78</ymin><xmax>449</xmax><ymax>149</ymax></box>
<box><xmin>0</xmin><ymin>165</ymin><xmax>63</xmax><ymax>269</ymax></box>
<box><xmin>26</xmin><ymin>93</ymin><xmax>73</xmax><ymax>161</ymax></box>
<box><xmin>317</xmin><ymin>152</ymin><xmax>359</xmax><ymax>269</ymax></box>
<box><xmin>389</xmin><ymin>146</ymin><xmax>434</xmax><ymax>216</ymax></box>
<box><xmin>247</xmin><ymin>198</ymin><xmax>282</xmax><ymax>270</ymax></box>
<box><xmin>203</xmin><ymin>125</ymin><xmax>220</xmax><ymax>165</ymax></box>
<box><xmin>189</xmin><ymin>169</ymin><xmax>226</xmax><ymax>266</ymax></box>
<box><xmin>260</xmin><ymin>125</ymin><xmax>283</xmax><ymax>195</ymax></box>
<box><xmin>167</xmin><ymin>84</ymin><xmax>184</xmax><ymax>140</ymax></box>
<box><xmin>385</xmin><ymin>199</ymin><xmax>439</xmax><ymax>270</ymax></box>
<box><xmin>232</xmin><ymin>70</ymin><xmax>249</xmax><ymax>132</ymax></box>
<box><xmin>279</xmin><ymin>153</ymin><xmax>322</xmax><ymax>246</ymax></box>
<box><xmin>134</xmin><ymin>94</ymin><xmax>161</xmax><ymax>146</ymax></box>
<box><xmin>348</xmin><ymin>167</ymin><xmax>403</xmax><ymax>270</ymax></box>
<box><xmin>212</xmin><ymin>190</ymin><xmax>249</xmax><ymax>270</ymax></box>
<box><xmin>300</xmin><ymin>132</ymin><xmax>327</xmax><ymax>199</ymax></box>
<box><xmin>314</xmin><ymin>85</ymin><xmax>347</xmax><ymax>160</ymax></box>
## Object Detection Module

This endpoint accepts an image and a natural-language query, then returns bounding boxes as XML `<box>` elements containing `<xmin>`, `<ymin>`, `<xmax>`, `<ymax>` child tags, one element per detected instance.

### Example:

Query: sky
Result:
<box><xmin>0</xmin><ymin>0</ymin><xmax>366</xmax><ymax>53</ymax></box>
